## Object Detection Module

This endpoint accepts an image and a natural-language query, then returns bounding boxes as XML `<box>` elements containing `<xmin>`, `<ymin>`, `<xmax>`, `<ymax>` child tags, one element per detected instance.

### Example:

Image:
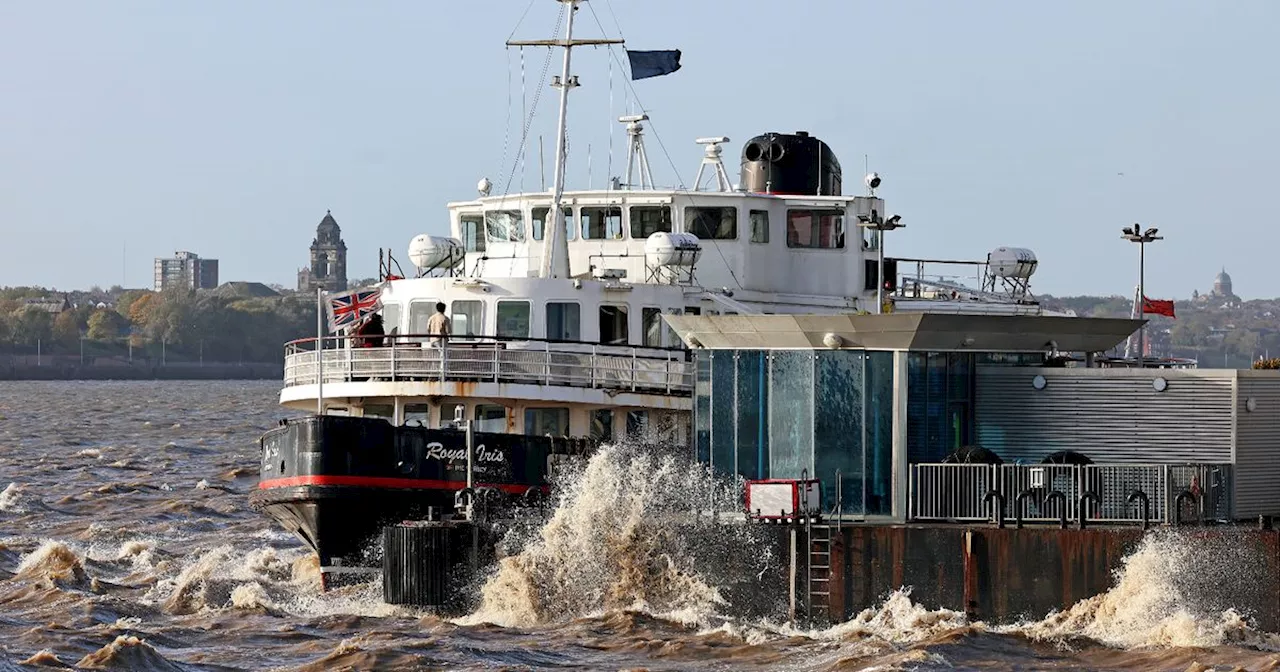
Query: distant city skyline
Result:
<box><xmin>2</xmin><ymin>1</ymin><xmax>1278</xmax><ymax>298</ymax></box>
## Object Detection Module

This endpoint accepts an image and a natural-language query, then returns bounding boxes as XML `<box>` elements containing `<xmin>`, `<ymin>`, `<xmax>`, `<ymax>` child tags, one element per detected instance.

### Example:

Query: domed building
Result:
<box><xmin>1212</xmin><ymin>268</ymin><xmax>1233</xmax><ymax>298</ymax></box>
<box><xmin>297</xmin><ymin>210</ymin><xmax>348</xmax><ymax>292</ymax></box>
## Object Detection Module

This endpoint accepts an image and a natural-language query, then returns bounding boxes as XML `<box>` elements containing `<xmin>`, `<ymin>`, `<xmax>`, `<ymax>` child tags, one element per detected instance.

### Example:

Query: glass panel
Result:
<box><xmin>524</xmin><ymin>407</ymin><xmax>569</xmax><ymax>436</ymax></box>
<box><xmin>404</xmin><ymin>403</ymin><xmax>429</xmax><ymax>427</ymax></box>
<box><xmin>409</xmin><ymin>301</ymin><xmax>436</xmax><ymax>343</ymax></box>
<box><xmin>642</xmin><ymin>307</ymin><xmax>663</xmax><ymax>347</ymax></box>
<box><xmin>599</xmin><ymin>304</ymin><xmax>628</xmax><ymax>345</ymax></box>
<box><xmin>363</xmin><ymin>404</ymin><xmax>394</xmax><ymax>420</ymax></box>
<box><xmin>460</xmin><ymin>215</ymin><xmax>485</xmax><ymax>252</ymax></box>
<box><xmin>381</xmin><ymin>303</ymin><xmax>401</xmax><ymax>338</ymax></box>
<box><xmin>685</xmin><ymin>206</ymin><xmax>737</xmax><ymax>240</ymax></box>
<box><xmin>695</xmin><ymin>353</ymin><xmax>711</xmax><ymax>463</ymax></box>
<box><xmin>581</xmin><ymin>206</ymin><xmax>623</xmax><ymax>240</ymax></box>
<box><xmin>450</xmin><ymin>300</ymin><xmax>482</xmax><ymax>337</ymax></box>
<box><xmin>545</xmin><ymin>302</ymin><xmax>580</xmax><ymax>341</ymax></box>
<box><xmin>630</xmin><ymin>205</ymin><xmax>672</xmax><ymax>238</ymax></box>
<box><xmin>484</xmin><ymin>210</ymin><xmax>525</xmax><ymax>242</ymax></box>
<box><xmin>627</xmin><ymin>410</ymin><xmax>649</xmax><ymax>436</ymax></box>
<box><xmin>496</xmin><ymin>301</ymin><xmax>530</xmax><ymax>339</ymax></box>
<box><xmin>786</xmin><ymin>209</ymin><xmax>845</xmax><ymax>248</ymax></box>
<box><xmin>749</xmin><ymin>209</ymin><xmax>770</xmax><ymax>243</ymax></box>
<box><xmin>711</xmin><ymin>352</ymin><xmax>736</xmax><ymax>477</ymax></box>
<box><xmin>814</xmin><ymin>350</ymin><xmax>864</xmax><ymax>514</ymax></box>
<box><xmin>769</xmin><ymin>350</ymin><xmax>813</xmax><ymax>479</ymax></box>
<box><xmin>735</xmin><ymin>350</ymin><xmax>767</xmax><ymax>480</ymax></box>
<box><xmin>532</xmin><ymin>207</ymin><xmax>575</xmax><ymax>242</ymax></box>
<box><xmin>442</xmin><ymin>403</ymin><xmax>465</xmax><ymax>428</ymax></box>
<box><xmin>590</xmin><ymin>409</ymin><xmax>614</xmax><ymax>442</ymax></box>
<box><xmin>865</xmin><ymin>351</ymin><xmax>894</xmax><ymax>515</ymax></box>
<box><xmin>664</xmin><ymin>308</ymin><xmax>683</xmax><ymax>349</ymax></box>
<box><xmin>474</xmin><ymin>404</ymin><xmax>508</xmax><ymax>433</ymax></box>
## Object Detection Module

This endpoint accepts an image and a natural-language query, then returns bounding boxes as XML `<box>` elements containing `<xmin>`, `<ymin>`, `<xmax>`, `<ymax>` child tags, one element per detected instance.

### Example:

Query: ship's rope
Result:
<box><xmin>499</xmin><ymin>3</ymin><xmax>563</xmax><ymax>200</ymax></box>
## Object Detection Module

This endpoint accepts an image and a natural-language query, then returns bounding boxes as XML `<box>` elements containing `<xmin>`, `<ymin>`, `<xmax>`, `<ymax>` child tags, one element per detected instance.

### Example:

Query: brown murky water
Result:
<box><xmin>2</xmin><ymin>380</ymin><xmax>1280</xmax><ymax>671</ymax></box>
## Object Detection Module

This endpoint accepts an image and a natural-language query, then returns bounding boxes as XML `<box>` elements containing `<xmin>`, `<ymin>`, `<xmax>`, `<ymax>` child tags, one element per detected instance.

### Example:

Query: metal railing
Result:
<box><xmin>282</xmin><ymin>334</ymin><xmax>695</xmax><ymax>395</ymax></box>
<box><xmin>909</xmin><ymin>462</ymin><xmax>1234</xmax><ymax>525</ymax></box>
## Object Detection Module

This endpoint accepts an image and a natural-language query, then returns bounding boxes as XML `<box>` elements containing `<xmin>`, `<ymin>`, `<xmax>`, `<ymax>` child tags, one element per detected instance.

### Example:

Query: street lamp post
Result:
<box><xmin>1121</xmin><ymin>224</ymin><xmax>1163</xmax><ymax>368</ymax></box>
<box><xmin>857</xmin><ymin>211</ymin><xmax>905</xmax><ymax>314</ymax></box>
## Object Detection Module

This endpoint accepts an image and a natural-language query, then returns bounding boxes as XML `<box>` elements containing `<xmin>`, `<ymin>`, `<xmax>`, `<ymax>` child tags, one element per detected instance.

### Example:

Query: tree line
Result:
<box><xmin>0</xmin><ymin>286</ymin><xmax>319</xmax><ymax>364</ymax></box>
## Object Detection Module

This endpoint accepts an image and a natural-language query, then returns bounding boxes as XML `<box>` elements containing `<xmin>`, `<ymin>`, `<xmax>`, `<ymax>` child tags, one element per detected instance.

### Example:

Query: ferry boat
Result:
<box><xmin>250</xmin><ymin>0</ymin><xmax>1060</xmax><ymax>585</ymax></box>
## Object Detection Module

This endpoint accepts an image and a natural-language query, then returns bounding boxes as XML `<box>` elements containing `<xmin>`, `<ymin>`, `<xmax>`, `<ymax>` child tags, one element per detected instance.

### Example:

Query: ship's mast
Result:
<box><xmin>508</xmin><ymin>0</ymin><xmax>623</xmax><ymax>279</ymax></box>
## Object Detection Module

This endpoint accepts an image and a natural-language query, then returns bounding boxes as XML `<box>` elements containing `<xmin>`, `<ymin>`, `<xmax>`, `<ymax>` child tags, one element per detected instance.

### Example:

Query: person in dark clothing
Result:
<box><xmin>357</xmin><ymin>314</ymin><xmax>385</xmax><ymax>347</ymax></box>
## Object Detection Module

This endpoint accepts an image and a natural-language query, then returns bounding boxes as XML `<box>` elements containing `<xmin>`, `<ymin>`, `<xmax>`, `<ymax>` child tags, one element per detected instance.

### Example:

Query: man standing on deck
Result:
<box><xmin>427</xmin><ymin>302</ymin><xmax>450</xmax><ymax>346</ymax></box>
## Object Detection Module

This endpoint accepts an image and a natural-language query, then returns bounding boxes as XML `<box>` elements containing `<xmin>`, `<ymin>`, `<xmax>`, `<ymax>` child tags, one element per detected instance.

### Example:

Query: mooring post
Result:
<box><xmin>1015</xmin><ymin>489</ymin><xmax>1038</xmax><ymax>529</ymax></box>
<box><xmin>1045</xmin><ymin>491</ymin><xmax>1068</xmax><ymax>529</ymax></box>
<box><xmin>1174</xmin><ymin>490</ymin><xmax>1200</xmax><ymax>526</ymax></box>
<box><xmin>1128</xmin><ymin>489</ymin><xmax>1150</xmax><ymax>530</ymax></box>
<box><xmin>1077</xmin><ymin>492</ymin><xmax>1100</xmax><ymax>530</ymax></box>
<box><xmin>983</xmin><ymin>490</ymin><xmax>1006</xmax><ymax>528</ymax></box>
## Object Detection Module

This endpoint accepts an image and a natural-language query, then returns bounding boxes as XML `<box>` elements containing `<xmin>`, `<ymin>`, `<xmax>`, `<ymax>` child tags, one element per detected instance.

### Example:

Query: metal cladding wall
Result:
<box><xmin>1234</xmin><ymin>373</ymin><xmax>1280</xmax><ymax>518</ymax></box>
<box><xmin>823</xmin><ymin>525</ymin><xmax>1280</xmax><ymax>631</ymax></box>
<box><xmin>974</xmin><ymin>367</ymin><xmax>1234</xmax><ymax>464</ymax></box>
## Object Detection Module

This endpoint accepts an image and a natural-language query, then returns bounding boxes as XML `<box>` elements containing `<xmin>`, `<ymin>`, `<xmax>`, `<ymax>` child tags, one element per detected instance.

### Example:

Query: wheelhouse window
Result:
<box><xmin>460</xmin><ymin>215</ymin><xmax>485</xmax><ymax>252</ymax></box>
<box><xmin>581</xmin><ymin>206</ymin><xmax>623</xmax><ymax>240</ymax></box>
<box><xmin>685</xmin><ymin>206</ymin><xmax>737</xmax><ymax>240</ymax></box>
<box><xmin>599</xmin><ymin>304</ymin><xmax>629</xmax><ymax>345</ymax></box>
<box><xmin>545</xmin><ymin>301</ymin><xmax>580</xmax><ymax>341</ymax></box>
<box><xmin>642</xmin><ymin>307</ymin><xmax>663</xmax><ymax>347</ymax></box>
<box><xmin>532</xmin><ymin>207</ymin><xmax>576</xmax><ymax>242</ymax></box>
<box><xmin>408</xmin><ymin>300</ymin><xmax>437</xmax><ymax>342</ymax></box>
<box><xmin>475</xmin><ymin>404</ymin><xmax>508</xmax><ymax>432</ymax></box>
<box><xmin>786</xmin><ymin>209</ymin><xmax>845</xmax><ymax>249</ymax></box>
<box><xmin>525</xmin><ymin>407</ymin><xmax>569</xmax><ymax>436</ymax></box>
<box><xmin>485</xmin><ymin>210</ymin><xmax>525</xmax><ymax>243</ymax></box>
<box><xmin>450</xmin><ymin>300</ymin><xmax>482</xmax><ymax>337</ymax></box>
<box><xmin>750</xmin><ymin>209</ymin><xmax>770</xmax><ymax>243</ymax></box>
<box><xmin>630</xmin><ymin>205</ymin><xmax>672</xmax><ymax>239</ymax></box>
<box><xmin>496</xmin><ymin>300</ymin><xmax>531</xmax><ymax>339</ymax></box>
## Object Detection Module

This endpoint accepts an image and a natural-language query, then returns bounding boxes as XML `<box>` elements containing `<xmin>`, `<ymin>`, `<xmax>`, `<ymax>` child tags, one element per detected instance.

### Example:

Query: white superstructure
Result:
<box><xmin>277</xmin><ymin>0</ymin><xmax>1053</xmax><ymax>443</ymax></box>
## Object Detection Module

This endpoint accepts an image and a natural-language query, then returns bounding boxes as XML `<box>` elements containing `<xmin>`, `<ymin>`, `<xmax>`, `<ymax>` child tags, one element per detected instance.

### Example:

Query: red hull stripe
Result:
<box><xmin>258</xmin><ymin>475</ymin><xmax>542</xmax><ymax>495</ymax></box>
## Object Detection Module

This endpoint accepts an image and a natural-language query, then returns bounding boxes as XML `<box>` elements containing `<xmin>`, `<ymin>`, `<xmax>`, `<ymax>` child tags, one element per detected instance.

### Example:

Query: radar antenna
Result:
<box><xmin>693</xmin><ymin>137</ymin><xmax>733</xmax><ymax>192</ymax></box>
<box><xmin>621</xmin><ymin>114</ymin><xmax>654</xmax><ymax>189</ymax></box>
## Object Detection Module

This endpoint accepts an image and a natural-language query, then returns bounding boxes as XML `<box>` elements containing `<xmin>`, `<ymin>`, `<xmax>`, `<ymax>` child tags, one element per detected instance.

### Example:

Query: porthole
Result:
<box><xmin>1032</xmin><ymin>375</ymin><xmax>1047</xmax><ymax>390</ymax></box>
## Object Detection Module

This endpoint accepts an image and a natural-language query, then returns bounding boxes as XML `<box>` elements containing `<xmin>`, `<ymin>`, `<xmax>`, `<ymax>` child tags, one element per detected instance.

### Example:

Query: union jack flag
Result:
<box><xmin>326</xmin><ymin>288</ymin><xmax>382</xmax><ymax>332</ymax></box>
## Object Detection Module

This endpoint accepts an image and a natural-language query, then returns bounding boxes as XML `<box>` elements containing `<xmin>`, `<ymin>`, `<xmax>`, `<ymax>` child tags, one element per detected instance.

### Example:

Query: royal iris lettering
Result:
<box><xmin>425</xmin><ymin>442</ymin><xmax>505</xmax><ymax>463</ymax></box>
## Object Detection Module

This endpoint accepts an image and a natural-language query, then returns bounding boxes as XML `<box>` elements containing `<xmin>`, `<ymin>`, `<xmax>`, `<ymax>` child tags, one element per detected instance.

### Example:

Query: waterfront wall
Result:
<box><xmin>805</xmin><ymin>524</ymin><xmax>1280</xmax><ymax>631</ymax></box>
<box><xmin>0</xmin><ymin>363</ymin><xmax>283</xmax><ymax>381</ymax></box>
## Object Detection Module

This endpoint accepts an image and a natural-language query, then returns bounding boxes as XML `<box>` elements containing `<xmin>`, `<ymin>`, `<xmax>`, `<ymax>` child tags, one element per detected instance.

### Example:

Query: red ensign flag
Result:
<box><xmin>1142</xmin><ymin>296</ymin><xmax>1176</xmax><ymax>318</ymax></box>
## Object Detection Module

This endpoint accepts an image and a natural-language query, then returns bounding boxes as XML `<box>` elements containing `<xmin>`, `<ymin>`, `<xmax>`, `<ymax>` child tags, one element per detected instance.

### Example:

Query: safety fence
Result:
<box><xmin>909</xmin><ymin>462</ymin><xmax>1234</xmax><ymax>526</ymax></box>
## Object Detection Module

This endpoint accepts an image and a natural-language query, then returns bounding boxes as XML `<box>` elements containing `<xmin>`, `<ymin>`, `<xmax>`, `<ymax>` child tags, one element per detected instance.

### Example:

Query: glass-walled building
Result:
<box><xmin>676</xmin><ymin>312</ymin><xmax>1145</xmax><ymax>521</ymax></box>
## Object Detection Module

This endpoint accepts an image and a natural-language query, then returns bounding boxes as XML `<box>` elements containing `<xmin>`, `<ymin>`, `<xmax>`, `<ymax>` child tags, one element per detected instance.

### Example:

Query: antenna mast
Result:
<box><xmin>508</xmin><ymin>0</ymin><xmax>623</xmax><ymax>279</ymax></box>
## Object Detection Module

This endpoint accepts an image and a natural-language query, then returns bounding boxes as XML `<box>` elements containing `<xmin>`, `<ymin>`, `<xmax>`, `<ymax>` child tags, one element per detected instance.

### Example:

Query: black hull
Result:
<box><xmin>250</xmin><ymin>416</ymin><xmax>590</xmax><ymax>574</ymax></box>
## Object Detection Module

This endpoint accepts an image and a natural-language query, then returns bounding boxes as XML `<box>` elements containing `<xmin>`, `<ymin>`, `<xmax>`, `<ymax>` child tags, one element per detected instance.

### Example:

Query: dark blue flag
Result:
<box><xmin>626</xmin><ymin>49</ymin><xmax>682</xmax><ymax>80</ymax></box>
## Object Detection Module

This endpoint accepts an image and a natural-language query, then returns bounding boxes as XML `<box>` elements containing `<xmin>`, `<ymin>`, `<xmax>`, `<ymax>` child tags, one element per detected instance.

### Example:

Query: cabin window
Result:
<box><xmin>630</xmin><ymin>205</ymin><xmax>672</xmax><ymax>238</ymax></box>
<box><xmin>525</xmin><ymin>407</ymin><xmax>569</xmax><ymax>436</ymax></box>
<box><xmin>381</xmin><ymin>302</ymin><xmax>402</xmax><ymax>338</ymax></box>
<box><xmin>443</xmin><ymin>403</ymin><xmax>465</xmax><ymax>427</ymax></box>
<box><xmin>408</xmin><ymin>300</ymin><xmax>438</xmax><ymax>342</ymax></box>
<box><xmin>496</xmin><ymin>300</ymin><xmax>531</xmax><ymax>339</ymax></box>
<box><xmin>546</xmin><ymin>301</ymin><xmax>581</xmax><ymax>341</ymax></box>
<box><xmin>532</xmin><ymin>207</ymin><xmax>576</xmax><ymax>242</ymax></box>
<box><xmin>591</xmin><ymin>409</ymin><xmax>614</xmax><ymax>442</ymax></box>
<box><xmin>685</xmin><ymin>206</ymin><xmax>737</xmax><ymax>240</ymax></box>
<box><xmin>786</xmin><ymin>209</ymin><xmax>845</xmax><ymax>249</ymax></box>
<box><xmin>581</xmin><ymin>206</ymin><xmax>623</xmax><ymax>240</ymax></box>
<box><xmin>627</xmin><ymin>410</ymin><xmax>649</xmax><ymax>436</ymax></box>
<box><xmin>665</xmin><ymin>308</ymin><xmax>683</xmax><ymax>348</ymax></box>
<box><xmin>485</xmin><ymin>210</ymin><xmax>525</xmax><ymax>243</ymax></box>
<box><xmin>363</xmin><ymin>404</ymin><xmax>394</xmax><ymax>420</ymax></box>
<box><xmin>750</xmin><ymin>210</ymin><xmax>770</xmax><ymax>243</ymax></box>
<box><xmin>403</xmin><ymin>403</ymin><xmax>429</xmax><ymax>427</ymax></box>
<box><xmin>460</xmin><ymin>215</ymin><xmax>485</xmax><ymax>252</ymax></box>
<box><xmin>450</xmin><ymin>300</ymin><xmax>482</xmax><ymax>337</ymax></box>
<box><xmin>642</xmin><ymin>307</ymin><xmax>664</xmax><ymax>347</ymax></box>
<box><xmin>685</xmin><ymin>307</ymin><xmax>701</xmax><ymax>315</ymax></box>
<box><xmin>474</xmin><ymin>404</ymin><xmax>508</xmax><ymax>432</ymax></box>
<box><xmin>599</xmin><ymin>304</ymin><xmax>629</xmax><ymax>345</ymax></box>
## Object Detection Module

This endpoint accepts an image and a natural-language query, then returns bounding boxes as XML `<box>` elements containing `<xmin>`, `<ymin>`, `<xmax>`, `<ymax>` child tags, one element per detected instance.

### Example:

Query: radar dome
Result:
<box><xmin>644</xmin><ymin>232</ymin><xmax>702</xmax><ymax>267</ymax></box>
<box><xmin>988</xmin><ymin>247</ymin><xmax>1037</xmax><ymax>279</ymax></box>
<box><xmin>408</xmin><ymin>235</ymin><xmax>464</xmax><ymax>270</ymax></box>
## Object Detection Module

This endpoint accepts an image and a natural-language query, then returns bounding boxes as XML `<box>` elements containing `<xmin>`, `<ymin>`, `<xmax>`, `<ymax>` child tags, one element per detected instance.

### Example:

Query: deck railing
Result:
<box><xmin>282</xmin><ymin>334</ymin><xmax>695</xmax><ymax>395</ymax></box>
<box><xmin>909</xmin><ymin>462</ymin><xmax>1234</xmax><ymax>525</ymax></box>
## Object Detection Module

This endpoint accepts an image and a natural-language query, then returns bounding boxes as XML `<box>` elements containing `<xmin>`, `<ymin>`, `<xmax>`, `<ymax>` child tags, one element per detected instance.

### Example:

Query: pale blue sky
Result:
<box><xmin>2</xmin><ymin>1</ymin><xmax>1277</xmax><ymax>298</ymax></box>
